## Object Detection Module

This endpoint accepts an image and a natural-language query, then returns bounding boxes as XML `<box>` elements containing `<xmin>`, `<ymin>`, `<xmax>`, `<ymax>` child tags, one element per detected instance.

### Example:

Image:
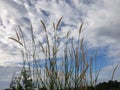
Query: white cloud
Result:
<box><xmin>0</xmin><ymin>0</ymin><xmax>120</xmax><ymax>88</ymax></box>
<box><xmin>98</xmin><ymin>64</ymin><xmax>120</xmax><ymax>83</ymax></box>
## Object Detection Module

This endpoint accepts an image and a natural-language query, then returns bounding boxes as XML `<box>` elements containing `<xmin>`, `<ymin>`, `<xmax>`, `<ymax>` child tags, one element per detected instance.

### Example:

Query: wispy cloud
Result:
<box><xmin>0</xmin><ymin>0</ymin><xmax>120</xmax><ymax>88</ymax></box>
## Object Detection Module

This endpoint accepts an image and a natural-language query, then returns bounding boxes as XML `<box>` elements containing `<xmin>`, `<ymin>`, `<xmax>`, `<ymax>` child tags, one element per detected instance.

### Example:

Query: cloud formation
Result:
<box><xmin>0</xmin><ymin>0</ymin><xmax>120</xmax><ymax>88</ymax></box>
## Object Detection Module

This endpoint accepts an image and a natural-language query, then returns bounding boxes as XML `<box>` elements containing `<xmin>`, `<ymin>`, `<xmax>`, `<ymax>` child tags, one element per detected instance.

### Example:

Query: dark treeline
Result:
<box><xmin>4</xmin><ymin>80</ymin><xmax>120</xmax><ymax>90</ymax></box>
<box><xmin>95</xmin><ymin>80</ymin><xmax>120</xmax><ymax>90</ymax></box>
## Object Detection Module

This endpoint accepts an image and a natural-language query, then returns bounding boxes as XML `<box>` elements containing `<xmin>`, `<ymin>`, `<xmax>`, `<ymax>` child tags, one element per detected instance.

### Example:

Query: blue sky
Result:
<box><xmin>0</xmin><ymin>0</ymin><xmax>120</xmax><ymax>89</ymax></box>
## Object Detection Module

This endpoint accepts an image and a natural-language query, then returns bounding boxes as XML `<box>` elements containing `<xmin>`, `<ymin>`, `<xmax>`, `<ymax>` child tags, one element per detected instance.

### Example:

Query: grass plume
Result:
<box><xmin>8</xmin><ymin>17</ymin><xmax>102</xmax><ymax>90</ymax></box>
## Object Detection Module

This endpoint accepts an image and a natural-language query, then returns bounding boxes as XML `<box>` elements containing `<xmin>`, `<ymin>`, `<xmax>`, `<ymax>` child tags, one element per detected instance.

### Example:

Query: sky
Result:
<box><xmin>0</xmin><ymin>0</ymin><xmax>120</xmax><ymax>89</ymax></box>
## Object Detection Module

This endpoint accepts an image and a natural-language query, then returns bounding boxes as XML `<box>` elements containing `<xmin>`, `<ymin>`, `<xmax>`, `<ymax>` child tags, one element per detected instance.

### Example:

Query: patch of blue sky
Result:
<box><xmin>41</xmin><ymin>9</ymin><xmax>50</xmax><ymax>17</ymax></box>
<box><xmin>87</xmin><ymin>45</ymin><xmax>111</xmax><ymax>70</ymax></box>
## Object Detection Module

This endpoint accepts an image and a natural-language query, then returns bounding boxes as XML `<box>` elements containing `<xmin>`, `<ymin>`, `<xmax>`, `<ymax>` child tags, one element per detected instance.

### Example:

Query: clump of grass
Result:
<box><xmin>9</xmin><ymin>17</ymin><xmax>99</xmax><ymax>90</ymax></box>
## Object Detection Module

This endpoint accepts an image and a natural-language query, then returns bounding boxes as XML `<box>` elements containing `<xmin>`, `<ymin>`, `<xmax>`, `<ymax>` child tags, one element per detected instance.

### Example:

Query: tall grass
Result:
<box><xmin>9</xmin><ymin>17</ymin><xmax>99</xmax><ymax>90</ymax></box>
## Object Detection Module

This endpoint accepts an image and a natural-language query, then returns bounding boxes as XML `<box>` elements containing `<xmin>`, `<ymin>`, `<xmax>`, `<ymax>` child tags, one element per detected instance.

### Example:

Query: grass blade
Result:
<box><xmin>56</xmin><ymin>16</ymin><xmax>63</xmax><ymax>30</ymax></box>
<box><xmin>9</xmin><ymin>37</ymin><xmax>23</xmax><ymax>46</ymax></box>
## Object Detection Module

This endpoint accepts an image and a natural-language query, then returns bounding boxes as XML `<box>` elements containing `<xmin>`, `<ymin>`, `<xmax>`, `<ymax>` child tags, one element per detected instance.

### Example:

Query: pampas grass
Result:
<box><xmin>8</xmin><ymin>17</ymin><xmax>100</xmax><ymax>90</ymax></box>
